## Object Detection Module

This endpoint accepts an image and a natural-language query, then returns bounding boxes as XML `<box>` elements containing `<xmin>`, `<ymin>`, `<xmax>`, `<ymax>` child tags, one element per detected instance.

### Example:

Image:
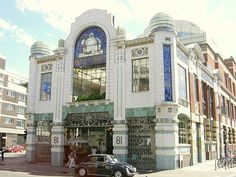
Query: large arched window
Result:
<box><xmin>178</xmin><ymin>116</ymin><xmax>188</xmax><ymax>144</ymax></box>
<box><xmin>73</xmin><ymin>26</ymin><xmax>107</xmax><ymax>101</ymax></box>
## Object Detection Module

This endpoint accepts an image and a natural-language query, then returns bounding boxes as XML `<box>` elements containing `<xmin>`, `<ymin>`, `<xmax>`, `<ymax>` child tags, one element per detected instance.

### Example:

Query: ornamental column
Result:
<box><xmin>51</xmin><ymin>41</ymin><xmax>66</xmax><ymax>166</ymax></box>
<box><xmin>112</xmin><ymin>31</ymin><xmax>128</xmax><ymax>162</ymax></box>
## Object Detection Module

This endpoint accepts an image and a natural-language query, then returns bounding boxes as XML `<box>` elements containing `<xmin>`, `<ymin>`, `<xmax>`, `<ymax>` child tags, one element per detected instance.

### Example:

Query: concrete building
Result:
<box><xmin>26</xmin><ymin>9</ymin><xmax>236</xmax><ymax>171</ymax></box>
<box><xmin>0</xmin><ymin>57</ymin><xmax>28</xmax><ymax>147</ymax></box>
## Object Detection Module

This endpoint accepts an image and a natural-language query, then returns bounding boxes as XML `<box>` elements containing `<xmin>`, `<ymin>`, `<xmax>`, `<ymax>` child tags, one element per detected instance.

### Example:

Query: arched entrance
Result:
<box><xmin>64</xmin><ymin>112</ymin><xmax>113</xmax><ymax>162</ymax></box>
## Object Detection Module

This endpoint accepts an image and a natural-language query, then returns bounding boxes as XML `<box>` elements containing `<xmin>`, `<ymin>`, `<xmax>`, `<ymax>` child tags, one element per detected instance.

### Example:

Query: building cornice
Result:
<box><xmin>125</xmin><ymin>36</ymin><xmax>154</xmax><ymax>48</ymax></box>
<box><xmin>36</xmin><ymin>54</ymin><xmax>64</xmax><ymax>64</ymax></box>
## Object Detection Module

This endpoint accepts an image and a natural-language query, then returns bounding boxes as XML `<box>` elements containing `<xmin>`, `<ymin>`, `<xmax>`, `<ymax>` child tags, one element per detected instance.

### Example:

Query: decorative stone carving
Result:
<box><xmin>57</xmin><ymin>61</ymin><xmax>64</xmax><ymax>72</ymax></box>
<box><xmin>37</xmin><ymin>54</ymin><xmax>64</xmax><ymax>64</ymax></box>
<box><xmin>131</xmin><ymin>47</ymin><xmax>148</xmax><ymax>58</ymax></box>
<box><xmin>115</xmin><ymin>48</ymin><xmax>125</xmax><ymax>63</ymax></box>
<box><xmin>125</xmin><ymin>37</ymin><xmax>154</xmax><ymax>48</ymax></box>
<box><xmin>64</xmin><ymin>112</ymin><xmax>112</xmax><ymax>127</ymax></box>
<box><xmin>41</xmin><ymin>63</ymin><xmax>52</xmax><ymax>72</ymax></box>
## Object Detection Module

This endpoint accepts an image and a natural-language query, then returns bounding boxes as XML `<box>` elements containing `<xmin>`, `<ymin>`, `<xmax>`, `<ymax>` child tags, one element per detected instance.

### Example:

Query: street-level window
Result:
<box><xmin>178</xmin><ymin>117</ymin><xmax>188</xmax><ymax>144</ymax></box>
<box><xmin>132</xmin><ymin>58</ymin><xmax>149</xmax><ymax>92</ymax></box>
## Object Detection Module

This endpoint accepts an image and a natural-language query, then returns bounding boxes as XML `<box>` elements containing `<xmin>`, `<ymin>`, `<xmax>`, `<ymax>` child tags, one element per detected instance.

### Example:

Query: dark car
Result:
<box><xmin>76</xmin><ymin>154</ymin><xmax>136</xmax><ymax>177</ymax></box>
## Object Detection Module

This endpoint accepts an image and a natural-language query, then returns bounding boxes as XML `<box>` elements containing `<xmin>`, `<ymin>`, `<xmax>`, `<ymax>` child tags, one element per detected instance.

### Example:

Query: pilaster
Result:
<box><xmin>155</xmin><ymin>104</ymin><xmax>179</xmax><ymax>170</ymax></box>
<box><xmin>113</xmin><ymin>122</ymin><xmax>128</xmax><ymax>162</ymax></box>
<box><xmin>26</xmin><ymin>114</ymin><xmax>37</xmax><ymax>162</ymax></box>
<box><xmin>51</xmin><ymin>122</ymin><xmax>64</xmax><ymax>166</ymax></box>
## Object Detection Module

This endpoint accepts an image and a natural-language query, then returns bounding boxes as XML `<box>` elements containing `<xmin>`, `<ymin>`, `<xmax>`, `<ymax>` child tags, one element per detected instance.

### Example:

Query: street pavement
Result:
<box><xmin>1</xmin><ymin>152</ymin><xmax>236</xmax><ymax>177</ymax></box>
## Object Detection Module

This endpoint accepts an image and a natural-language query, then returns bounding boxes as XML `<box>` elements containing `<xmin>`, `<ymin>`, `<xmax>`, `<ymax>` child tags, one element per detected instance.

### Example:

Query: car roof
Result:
<box><xmin>88</xmin><ymin>154</ymin><xmax>113</xmax><ymax>157</ymax></box>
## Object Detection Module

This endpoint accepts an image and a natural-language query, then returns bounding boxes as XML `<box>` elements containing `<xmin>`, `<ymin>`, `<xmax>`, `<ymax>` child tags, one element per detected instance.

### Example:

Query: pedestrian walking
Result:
<box><xmin>66</xmin><ymin>147</ymin><xmax>77</xmax><ymax>169</ymax></box>
<box><xmin>0</xmin><ymin>146</ymin><xmax>4</xmax><ymax>161</ymax></box>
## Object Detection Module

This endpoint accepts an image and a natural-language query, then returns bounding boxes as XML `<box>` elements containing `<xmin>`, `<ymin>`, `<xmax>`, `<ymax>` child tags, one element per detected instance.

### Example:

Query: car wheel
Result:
<box><xmin>114</xmin><ymin>170</ymin><xmax>123</xmax><ymax>177</ymax></box>
<box><xmin>78</xmin><ymin>167</ymin><xmax>87</xmax><ymax>177</ymax></box>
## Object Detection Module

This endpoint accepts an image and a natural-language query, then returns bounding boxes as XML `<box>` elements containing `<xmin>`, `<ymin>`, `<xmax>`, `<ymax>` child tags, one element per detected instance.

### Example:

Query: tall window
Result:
<box><xmin>202</xmin><ymin>82</ymin><xmax>207</xmax><ymax>115</ymax></box>
<box><xmin>132</xmin><ymin>58</ymin><xmax>149</xmax><ymax>92</ymax></box>
<box><xmin>194</xmin><ymin>74</ymin><xmax>199</xmax><ymax>101</ymax></box>
<box><xmin>40</xmin><ymin>72</ymin><xmax>52</xmax><ymax>101</ymax></box>
<box><xmin>178</xmin><ymin>116</ymin><xmax>188</xmax><ymax>144</ymax></box>
<box><xmin>208</xmin><ymin>88</ymin><xmax>213</xmax><ymax>118</ymax></box>
<box><xmin>73</xmin><ymin>26</ymin><xmax>106</xmax><ymax>100</ymax></box>
<box><xmin>178</xmin><ymin>65</ymin><xmax>187</xmax><ymax>100</ymax></box>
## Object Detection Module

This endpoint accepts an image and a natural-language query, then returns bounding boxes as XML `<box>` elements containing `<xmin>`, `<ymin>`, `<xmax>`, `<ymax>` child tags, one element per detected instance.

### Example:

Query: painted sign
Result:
<box><xmin>163</xmin><ymin>45</ymin><xmax>172</xmax><ymax>101</ymax></box>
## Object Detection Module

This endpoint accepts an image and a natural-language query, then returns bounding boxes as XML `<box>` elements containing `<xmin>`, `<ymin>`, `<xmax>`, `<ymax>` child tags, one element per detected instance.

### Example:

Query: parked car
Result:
<box><xmin>3</xmin><ymin>145</ymin><xmax>25</xmax><ymax>153</ymax></box>
<box><xmin>76</xmin><ymin>154</ymin><xmax>136</xmax><ymax>177</ymax></box>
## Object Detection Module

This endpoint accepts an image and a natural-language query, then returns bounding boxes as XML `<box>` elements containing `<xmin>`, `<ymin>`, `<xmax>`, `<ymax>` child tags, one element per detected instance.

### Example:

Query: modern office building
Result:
<box><xmin>0</xmin><ymin>57</ymin><xmax>28</xmax><ymax>147</ymax></box>
<box><xmin>26</xmin><ymin>9</ymin><xmax>236</xmax><ymax>171</ymax></box>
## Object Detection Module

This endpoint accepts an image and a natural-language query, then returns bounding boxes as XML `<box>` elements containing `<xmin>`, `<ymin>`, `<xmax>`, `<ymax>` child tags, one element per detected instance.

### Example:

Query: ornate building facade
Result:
<box><xmin>26</xmin><ymin>9</ymin><xmax>236</xmax><ymax>171</ymax></box>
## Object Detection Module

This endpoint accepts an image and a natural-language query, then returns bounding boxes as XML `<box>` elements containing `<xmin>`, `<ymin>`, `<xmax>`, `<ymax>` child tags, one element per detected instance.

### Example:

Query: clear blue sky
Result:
<box><xmin>0</xmin><ymin>0</ymin><xmax>235</xmax><ymax>77</ymax></box>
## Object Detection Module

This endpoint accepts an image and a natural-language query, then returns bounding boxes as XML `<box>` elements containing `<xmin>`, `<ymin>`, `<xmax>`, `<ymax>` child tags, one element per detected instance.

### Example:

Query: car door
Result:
<box><xmin>87</xmin><ymin>156</ymin><xmax>97</xmax><ymax>175</ymax></box>
<box><xmin>96</xmin><ymin>156</ymin><xmax>106</xmax><ymax>176</ymax></box>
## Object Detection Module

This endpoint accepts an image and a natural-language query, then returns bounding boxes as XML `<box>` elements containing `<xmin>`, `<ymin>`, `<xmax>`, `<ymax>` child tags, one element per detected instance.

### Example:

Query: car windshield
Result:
<box><xmin>109</xmin><ymin>156</ymin><xmax>119</xmax><ymax>162</ymax></box>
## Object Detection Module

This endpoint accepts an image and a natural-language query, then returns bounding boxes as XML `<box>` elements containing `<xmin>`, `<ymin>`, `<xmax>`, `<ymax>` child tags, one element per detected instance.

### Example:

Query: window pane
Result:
<box><xmin>178</xmin><ymin>65</ymin><xmax>187</xmax><ymax>100</ymax></box>
<box><xmin>132</xmin><ymin>58</ymin><xmax>149</xmax><ymax>92</ymax></box>
<box><xmin>40</xmin><ymin>72</ymin><xmax>52</xmax><ymax>101</ymax></box>
<box><xmin>73</xmin><ymin>66</ymin><xmax>106</xmax><ymax>100</ymax></box>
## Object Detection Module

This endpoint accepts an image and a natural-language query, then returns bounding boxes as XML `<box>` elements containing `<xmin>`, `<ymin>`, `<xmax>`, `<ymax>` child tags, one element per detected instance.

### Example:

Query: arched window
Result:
<box><xmin>73</xmin><ymin>26</ymin><xmax>107</xmax><ymax>101</ymax></box>
<box><xmin>178</xmin><ymin>116</ymin><xmax>188</xmax><ymax>144</ymax></box>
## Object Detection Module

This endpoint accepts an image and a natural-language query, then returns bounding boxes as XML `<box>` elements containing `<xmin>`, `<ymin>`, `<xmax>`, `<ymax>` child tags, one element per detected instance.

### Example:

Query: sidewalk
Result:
<box><xmin>136</xmin><ymin>160</ymin><xmax>236</xmax><ymax>177</ymax></box>
<box><xmin>0</xmin><ymin>152</ymin><xmax>68</xmax><ymax>176</ymax></box>
<box><xmin>1</xmin><ymin>153</ymin><xmax>236</xmax><ymax>177</ymax></box>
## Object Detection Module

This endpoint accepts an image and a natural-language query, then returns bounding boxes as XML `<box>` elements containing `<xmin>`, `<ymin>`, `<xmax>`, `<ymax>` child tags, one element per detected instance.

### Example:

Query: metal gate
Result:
<box><xmin>127</xmin><ymin>118</ymin><xmax>156</xmax><ymax>171</ymax></box>
<box><xmin>35</xmin><ymin>121</ymin><xmax>52</xmax><ymax>162</ymax></box>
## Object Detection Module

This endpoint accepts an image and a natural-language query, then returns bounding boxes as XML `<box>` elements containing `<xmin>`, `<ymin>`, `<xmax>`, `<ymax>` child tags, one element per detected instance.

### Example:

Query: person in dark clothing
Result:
<box><xmin>0</xmin><ymin>147</ymin><xmax>4</xmax><ymax>161</ymax></box>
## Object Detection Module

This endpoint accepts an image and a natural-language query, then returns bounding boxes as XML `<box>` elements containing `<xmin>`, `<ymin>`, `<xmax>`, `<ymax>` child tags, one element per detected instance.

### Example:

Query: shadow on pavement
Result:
<box><xmin>0</xmin><ymin>154</ymin><xmax>69</xmax><ymax>176</ymax></box>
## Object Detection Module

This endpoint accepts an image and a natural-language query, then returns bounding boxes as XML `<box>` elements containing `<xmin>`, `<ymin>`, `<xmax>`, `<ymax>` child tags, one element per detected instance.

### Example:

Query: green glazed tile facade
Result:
<box><xmin>34</xmin><ymin>113</ymin><xmax>53</xmax><ymax>121</ymax></box>
<box><xmin>126</xmin><ymin>107</ymin><xmax>156</xmax><ymax>118</ymax></box>
<box><xmin>62</xmin><ymin>102</ymin><xmax>114</xmax><ymax>119</ymax></box>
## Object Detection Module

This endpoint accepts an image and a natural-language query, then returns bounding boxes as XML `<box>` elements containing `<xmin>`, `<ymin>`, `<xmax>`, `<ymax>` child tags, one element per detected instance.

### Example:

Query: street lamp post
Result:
<box><xmin>217</xmin><ymin>106</ymin><xmax>222</xmax><ymax>158</ymax></box>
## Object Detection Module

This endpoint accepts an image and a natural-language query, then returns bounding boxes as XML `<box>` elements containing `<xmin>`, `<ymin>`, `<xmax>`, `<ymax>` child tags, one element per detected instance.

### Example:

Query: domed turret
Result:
<box><xmin>30</xmin><ymin>41</ymin><xmax>50</xmax><ymax>57</ymax></box>
<box><xmin>147</xmin><ymin>12</ymin><xmax>175</xmax><ymax>35</ymax></box>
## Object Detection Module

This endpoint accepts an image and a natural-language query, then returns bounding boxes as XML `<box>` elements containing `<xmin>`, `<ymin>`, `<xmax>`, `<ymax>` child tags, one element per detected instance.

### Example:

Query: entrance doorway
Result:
<box><xmin>64</xmin><ymin>112</ymin><xmax>113</xmax><ymax>162</ymax></box>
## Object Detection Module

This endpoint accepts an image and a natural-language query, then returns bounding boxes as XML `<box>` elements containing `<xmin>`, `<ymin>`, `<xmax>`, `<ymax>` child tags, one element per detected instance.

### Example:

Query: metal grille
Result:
<box><xmin>127</xmin><ymin>118</ymin><xmax>156</xmax><ymax>171</ymax></box>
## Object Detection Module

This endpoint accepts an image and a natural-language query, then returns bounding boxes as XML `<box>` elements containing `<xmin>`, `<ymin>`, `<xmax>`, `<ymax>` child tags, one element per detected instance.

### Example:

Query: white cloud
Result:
<box><xmin>16</xmin><ymin>0</ymin><xmax>236</xmax><ymax>58</ymax></box>
<box><xmin>0</xmin><ymin>53</ymin><xmax>6</xmax><ymax>59</ymax></box>
<box><xmin>0</xmin><ymin>18</ymin><xmax>36</xmax><ymax>47</ymax></box>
